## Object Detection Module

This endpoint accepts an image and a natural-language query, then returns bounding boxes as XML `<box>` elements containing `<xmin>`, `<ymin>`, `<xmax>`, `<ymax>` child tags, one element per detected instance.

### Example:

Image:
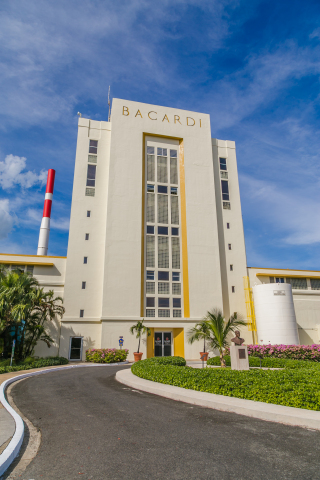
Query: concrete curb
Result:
<box><xmin>116</xmin><ymin>369</ymin><xmax>320</xmax><ymax>430</ymax></box>
<box><xmin>0</xmin><ymin>362</ymin><xmax>129</xmax><ymax>477</ymax></box>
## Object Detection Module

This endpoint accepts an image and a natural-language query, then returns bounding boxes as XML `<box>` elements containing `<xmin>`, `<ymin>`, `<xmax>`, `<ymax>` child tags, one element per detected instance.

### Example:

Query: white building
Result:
<box><xmin>1</xmin><ymin>99</ymin><xmax>319</xmax><ymax>360</ymax></box>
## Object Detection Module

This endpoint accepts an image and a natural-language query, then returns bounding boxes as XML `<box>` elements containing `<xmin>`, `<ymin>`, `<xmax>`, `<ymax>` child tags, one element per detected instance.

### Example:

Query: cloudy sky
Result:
<box><xmin>0</xmin><ymin>0</ymin><xmax>319</xmax><ymax>269</ymax></box>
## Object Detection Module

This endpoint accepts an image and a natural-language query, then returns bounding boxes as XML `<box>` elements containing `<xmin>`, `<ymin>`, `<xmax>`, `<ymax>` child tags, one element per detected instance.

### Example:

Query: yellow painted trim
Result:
<box><xmin>141</xmin><ymin>135</ymin><xmax>146</xmax><ymax>317</ymax></box>
<box><xmin>249</xmin><ymin>267</ymin><xmax>320</xmax><ymax>273</ymax></box>
<box><xmin>179</xmin><ymin>140</ymin><xmax>190</xmax><ymax>318</ymax></box>
<box><xmin>173</xmin><ymin>328</ymin><xmax>185</xmax><ymax>358</ymax></box>
<box><xmin>0</xmin><ymin>260</ymin><xmax>54</xmax><ymax>266</ymax></box>
<box><xmin>256</xmin><ymin>273</ymin><xmax>320</xmax><ymax>279</ymax></box>
<box><xmin>147</xmin><ymin>327</ymin><xmax>154</xmax><ymax>358</ymax></box>
<box><xmin>0</xmin><ymin>253</ymin><xmax>66</xmax><ymax>259</ymax></box>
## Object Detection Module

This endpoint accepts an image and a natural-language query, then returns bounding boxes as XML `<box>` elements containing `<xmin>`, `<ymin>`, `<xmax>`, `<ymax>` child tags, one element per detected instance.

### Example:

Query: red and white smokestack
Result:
<box><xmin>37</xmin><ymin>169</ymin><xmax>55</xmax><ymax>256</ymax></box>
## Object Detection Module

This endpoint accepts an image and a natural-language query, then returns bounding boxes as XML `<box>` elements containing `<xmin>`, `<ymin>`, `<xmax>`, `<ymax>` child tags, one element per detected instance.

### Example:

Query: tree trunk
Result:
<box><xmin>220</xmin><ymin>352</ymin><xmax>226</xmax><ymax>368</ymax></box>
<box><xmin>137</xmin><ymin>335</ymin><xmax>141</xmax><ymax>353</ymax></box>
<box><xmin>203</xmin><ymin>338</ymin><xmax>206</xmax><ymax>353</ymax></box>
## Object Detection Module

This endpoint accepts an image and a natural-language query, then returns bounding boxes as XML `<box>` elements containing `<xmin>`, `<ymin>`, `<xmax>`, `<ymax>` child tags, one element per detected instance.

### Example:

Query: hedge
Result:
<box><xmin>86</xmin><ymin>348</ymin><xmax>129</xmax><ymax>363</ymax></box>
<box><xmin>225</xmin><ymin>344</ymin><xmax>320</xmax><ymax>362</ymax></box>
<box><xmin>0</xmin><ymin>356</ymin><xmax>69</xmax><ymax>375</ymax></box>
<box><xmin>131</xmin><ymin>357</ymin><xmax>320</xmax><ymax>411</ymax></box>
<box><xmin>207</xmin><ymin>355</ymin><xmax>316</xmax><ymax>369</ymax></box>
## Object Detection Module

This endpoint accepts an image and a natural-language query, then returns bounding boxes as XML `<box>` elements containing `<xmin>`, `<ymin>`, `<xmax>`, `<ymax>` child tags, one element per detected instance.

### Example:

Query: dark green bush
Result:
<box><xmin>131</xmin><ymin>357</ymin><xmax>320</xmax><ymax>411</ymax></box>
<box><xmin>206</xmin><ymin>355</ymin><xmax>315</xmax><ymax>369</ymax></box>
<box><xmin>0</xmin><ymin>356</ymin><xmax>69</xmax><ymax>375</ymax></box>
<box><xmin>138</xmin><ymin>356</ymin><xmax>186</xmax><ymax>367</ymax></box>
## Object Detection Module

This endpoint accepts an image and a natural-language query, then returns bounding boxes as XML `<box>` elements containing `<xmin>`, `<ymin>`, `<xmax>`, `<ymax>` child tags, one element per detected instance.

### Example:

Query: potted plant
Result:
<box><xmin>187</xmin><ymin>319</ymin><xmax>210</xmax><ymax>361</ymax></box>
<box><xmin>204</xmin><ymin>309</ymin><xmax>247</xmax><ymax>367</ymax></box>
<box><xmin>130</xmin><ymin>319</ymin><xmax>151</xmax><ymax>361</ymax></box>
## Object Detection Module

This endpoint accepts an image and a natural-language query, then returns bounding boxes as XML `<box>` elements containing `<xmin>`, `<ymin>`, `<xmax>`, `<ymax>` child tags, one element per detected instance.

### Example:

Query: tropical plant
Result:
<box><xmin>187</xmin><ymin>319</ymin><xmax>210</xmax><ymax>353</ymax></box>
<box><xmin>0</xmin><ymin>269</ymin><xmax>65</xmax><ymax>360</ymax></box>
<box><xmin>204</xmin><ymin>309</ymin><xmax>247</xmax><ymax>367</ymax></box>
<box><xmin>130</xmin><ymin>319</ymin><xmax>151</xmax><ymax>353</ymax></box>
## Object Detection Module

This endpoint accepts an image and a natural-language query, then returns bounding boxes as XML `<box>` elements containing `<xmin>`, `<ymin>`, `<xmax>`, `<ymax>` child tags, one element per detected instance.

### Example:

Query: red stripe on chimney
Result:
<box><xmin>43</xmin><ymin>199</ymin><xmax>52</xmax><ymax>218</ymax></box>
<box><xmin>46</xmin><ymin>169</ymin><xmax>56</xmax><ymax>194</ymax></box>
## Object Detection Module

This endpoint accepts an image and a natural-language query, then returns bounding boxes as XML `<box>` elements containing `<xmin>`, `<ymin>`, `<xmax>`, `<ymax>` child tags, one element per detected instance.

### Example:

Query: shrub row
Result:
<box><xmin>86</xmin><ymin>348</ymin><xmax>129</xmax><ymax>363</ymax></box>
<box><xmin>207</xmin><ymin>355</ymin><xmax>316</xmax><ymax>369</ymax></box>
<box><xmin>131</xmin><ymin>357</ymin><xmax>320</xmax><ymax>411</ymax></box>
<box><xmin>225</xmin><ymin>344</ymin><xmax>320</xmax><ymax>361</ymax></box>
<box><xmin>0</xmin><ymin>356</ymin><xmax>69</xmax><ymax>375</ymax></box>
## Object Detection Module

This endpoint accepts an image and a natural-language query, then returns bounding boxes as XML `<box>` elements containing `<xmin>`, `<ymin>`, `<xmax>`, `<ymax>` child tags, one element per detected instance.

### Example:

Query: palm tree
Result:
<box><xmin>130</xmin><ymin>319</ymin><xmax>151</xmax><ymax>353</ymax></box>
<box><xmin>187</xmin><ymin>319</ymin><xmax>210</xmax><ymax>353</ymax></box>
<box><xmin>204</xmin><ymin>309</ymin><xmax>247</xmax><ymax>367</ymax></box>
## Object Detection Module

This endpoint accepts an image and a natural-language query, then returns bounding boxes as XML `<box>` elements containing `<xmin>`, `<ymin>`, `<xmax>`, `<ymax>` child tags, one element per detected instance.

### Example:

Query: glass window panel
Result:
<box><xmin>173</xmin><ymin>310</ymin><xmax>181</xmax><ymax>318</ymax></box>
<box><xmin>163</xmin><ymin>332</ymin><xmax>172</xmax><ymax>356</ymax></box>
<box><xmin>147</xmin><ymin>225</ymin><xmax>154</xmax><ymax>234</ymax></box>
<box><xmin>158</xmin><ymin>298</ymin><xmax>170</xmax><ymax>308</ymax></box>
<box><xmin>158</xmin><ymin>185</ymin><xmax>168</xmax><ymax>194</ymax></box>
<box><xmin>158</xmin><ymin>271</ymin><xmax>169</xmax><ymax>281</ymax></box>
<box><xmin>170</xmin><ymin>158</ymin><xmax>178</xmax><ymax>185</ymax></box>
<box><xmin>170</xmin><ymin>149</ymin><xmax>178</xmax><ymax>158</ymax></box>
<box><xmin>147</xmin><ymin>184</ymin><xmax>154</xmax><ymax>193</ymax></box>
<box><xmin>171</xmin><ymin>196</ymin><xmax>179</xmax><ymax>225</ymax></box>
<box><xmin>172</xmin><ymin>272</ymin><xmax>180</xmax><ymax>281</ymax></box>
<box><xmin>147</xmin><ymin>146</ymin><xmax>154</xmax><ymax>154</ymax></box>
<box><xmin>86</xmin><ymin>164</ymin><xmax>96</xmax><ymax>187</ymax></box>
<box><xmin>147</xmin><ymin>193</ymin><xmax>155</xmax><ymax>223</ymax></box>
<box><xmin>89</xmin><ymin>146</ymin><xmax>97</xmax><ymax>154</ymax></box>
<box><xmin>219</xmin><ymin>158</ymin><xmax>227</xmax><ymax>170</ymax></box>
<box><xmin>146</xmin><ymin>236</ymin><xmax>155</xmax><ymax>268</ymax></box>
<box><xmin>172</xmin><ymin>283</ymin><xmax>181</xmax><ymax>294</ymax></box>
<box><xmin>146</xmin><ymin>297</ymin><xmax>155</xmax><ymax>307</ymax></box>
<box><xmin>146</xmin><ymin>309</ymin><xmax>155</xmax><ymax>317</ymax></box>
<box><xmin>157</xmin><ymin>195</ymin><xmax>168</xmax><ymax>224</ymax></box>
<box><xmin>147</xmin><ymin>155</ymin><xmax>155</xmax><ymax>182</ymax></box>
<box><xmin>171</xmin><ymin>227</ymin><xmax>179</xmax><ymax>236</ymax></box>
<box><xmin>147</xmin><ymin>270</ymin><xmax>155</xmax><ymax>281</ymax></box>
<box><xmin>158</xmin><ymin>282</ymin><xmax>170</xmax><ymax>294</ymax></box>
<box><xmin>171</xmin><ymin>187</ymin><xmax>178</xmax><ymax>195</ymax></box>
<box><xmin>157</xmin><ymin>156</ymin><xmax>168</xmax><ymax>183</ymax></box>
<box><xmin>158</xmin><ymin>236</ymin><xmax>169</xmax><ymax>268</ymax></box>
<box><xmin>158</xmin><ymin>309</ymin><xmax>170</xmax><ymax>318</ymax></box>
<box><xmin>158</xmin><ymin>226</ymin><xmax>168</xmax><ymax>235</ymax></box>
<box><xmin>173</xmin><ymin>298</ymin><xmax>181</xmax><ymax>308</ymax></box>
<box><xmin>221</xmin><ymin>180</ymin><xmax>229</xmax><ymax>201</ymax></box>
<box><xmin>89</xmin><ymin>140</ymin><xmax>98</xmax><ymax>147</ymax></box>
<box><xmin>311</xmin><ymin>279</ymin><xmax>320</xmax><ymax>290</ymax></box>
<box><xmin>155</xmin><ymin>332</ymin><xmax>163</xmax><ymax>356</ymax></box>
<box><xmin>172</xmin><ymin>237</ymin><xmax>180</xmax><ymax>269</ymax></box>
<box><xmin>146</xmin><ymin>282</ymin><xmax>155</xmax><ymax>294</ymax></box>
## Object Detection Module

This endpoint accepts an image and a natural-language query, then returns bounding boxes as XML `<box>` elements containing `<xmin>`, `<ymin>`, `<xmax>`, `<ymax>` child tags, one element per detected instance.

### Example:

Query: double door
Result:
<box><xmin>154</xmin><ymin>332</ymin><xmax>172</xmax><ymax>357</ymax></box>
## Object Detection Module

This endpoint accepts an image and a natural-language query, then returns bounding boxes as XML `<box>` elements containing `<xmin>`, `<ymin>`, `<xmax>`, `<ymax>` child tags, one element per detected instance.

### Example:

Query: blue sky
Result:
<box><xmin>0</xmin><ymin>0</ymin><xmax>319</xmax><ymax>269</ymax></box>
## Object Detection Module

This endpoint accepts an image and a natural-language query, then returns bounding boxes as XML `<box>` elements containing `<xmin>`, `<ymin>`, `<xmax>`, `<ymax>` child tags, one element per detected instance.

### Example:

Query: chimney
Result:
<box><xmin>37</xmin><ymin>169</ymin><xmax>55</xmax><ymax>256</ymax></box>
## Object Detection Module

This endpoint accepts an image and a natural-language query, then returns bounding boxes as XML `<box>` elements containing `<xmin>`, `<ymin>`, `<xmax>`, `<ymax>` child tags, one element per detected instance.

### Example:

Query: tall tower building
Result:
<box><xmin>60</xmin><ymin>99</ymin><xmax>248</xmax><ymax>360</ymax></box>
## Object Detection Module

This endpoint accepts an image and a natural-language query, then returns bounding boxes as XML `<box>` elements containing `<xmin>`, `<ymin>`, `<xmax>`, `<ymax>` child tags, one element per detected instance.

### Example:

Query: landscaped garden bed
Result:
<box><xmin>86</xmin><ymin>348</ymin><xmax>129</xmax><ymax>363</ymax></box>
<box><xmin>226</xmin><ymin>344</ymin><xmax>320</xmax><ymax>361</ymax></box>
<box><xmin>0</xmin><ymin>356</ymin><xmax>69</xmax><ymax>374</ymax></box>
<box><xmin>131</xmin><ymin>356</ymin><xmax>320</xmax><ymax>411</ymax></box>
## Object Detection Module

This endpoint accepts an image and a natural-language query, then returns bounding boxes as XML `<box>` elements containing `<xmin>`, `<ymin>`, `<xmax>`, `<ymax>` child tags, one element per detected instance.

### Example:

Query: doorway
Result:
<box><xmin>69</xmin><ymin>337</ymin><xmax>83</xmax><ymax>361</ymax></box>
<box><xmin>154</xmin><ymin>332</ymin><xmax>172</xmax><ymax>357</ymax></box>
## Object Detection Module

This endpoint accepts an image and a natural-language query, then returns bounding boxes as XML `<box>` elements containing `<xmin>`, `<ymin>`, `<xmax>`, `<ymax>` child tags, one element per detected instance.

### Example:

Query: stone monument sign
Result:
<box><xmin>230</xmin><ymin>330</ymin><xmax>249</xmax><ymax>370</ymax></box>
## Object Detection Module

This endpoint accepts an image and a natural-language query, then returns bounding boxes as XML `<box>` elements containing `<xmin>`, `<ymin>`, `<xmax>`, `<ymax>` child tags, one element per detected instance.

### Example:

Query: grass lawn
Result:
<box><xmin>131</xmin><ymin>357</ymin><xmax>320</xmax><ymax>411</ymax></box>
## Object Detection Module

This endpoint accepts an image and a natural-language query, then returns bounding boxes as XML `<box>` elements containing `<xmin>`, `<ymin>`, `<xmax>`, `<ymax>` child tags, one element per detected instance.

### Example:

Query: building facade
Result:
<box><xmin>1</xmin><ymin>99</ymin><xmax>319</xmax><ymax>360</ymax></box>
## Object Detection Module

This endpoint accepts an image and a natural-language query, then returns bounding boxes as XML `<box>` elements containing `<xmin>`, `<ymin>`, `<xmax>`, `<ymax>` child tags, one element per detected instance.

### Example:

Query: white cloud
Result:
<box><xmin>0</xmin><ymin>155</ymin><xmax>47</xmax><ymax>190</ymax></box>
<box><xmin>0</xmin><ymin>199</ymin><xmax>15</xmax><ymax>240</ymax></box>
<box><xmin>26</xmin><ymin>208</ymin><xmax>69</xmax><ymax>231</ymax></box>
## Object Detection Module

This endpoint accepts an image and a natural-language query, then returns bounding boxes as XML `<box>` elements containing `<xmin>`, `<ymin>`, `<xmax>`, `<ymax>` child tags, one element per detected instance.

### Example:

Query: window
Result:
<box><xmin>85</xmin><ymin>233</ymin><xmax>89</xmax><ymax>240</ymax></box>
<box><xmin>158</xmin><ymin>271</ymin><xmax>169</xmax><ymax>281</ymax></box>
<box><xmin>269</xmin><ymin>277</ymin><xmax>275</xmax><ymax>283</ymax></box>
<box><xmin>158</xmin><ymin>185</ymin><xmax>167</xmax><ymax>194</ymax></box>
<box><xmin>157</xmin><ymin>194</ymin><xmax>168</xmax><ymax>224</ymax></box>
<box><xmin>172</xmin><ymin>283</ymin><xmax>181</xmax><ymax>294</ymax></box>
<box><xmin>157</xmin><ymin>148</ymin><xmax>167</xmax><ymax>156</ymax></box>
<box><xmin>80</xmin><ymin>310</ymin><xmax>84</xmax><ymax>317</ymax></box>
<box><xmin>173</xmin><ymin>310</ymin><xmax>181</xmax><ymax>318</ymax></box>
<box><xmin>158</xmin><ymin>282</ymin><xmax>170</xmax><ymax>294</ymax></box>
<box><xmin>227</xmin><ymin>223</ymin><xmax>230</xmax><ymax>229</ymax></box>
<box><xmin>158</xmin><ymin>226</ymin><xmax>168</xmax><ymax>235</ymax></box>
<box><xmin>26</xmin><ymin>265</ymin><xmax>34</xmax><ymax>276</ymax></box>
<box><xmin>84</xmin><ymin>257</ymin><xmax>88</xmax><ymax>264</ymax></box>
<box><xmin>86</xmin><ymin>164</ymin><xmax>96</xmax><ymax>187</ymax></box>
<box><xmin>159</xmin><ymin>298</ymin><xmax>170</xmax><ymax>308</ymax></box>
<box><xmin>147</xmin><ymin>225</ymin><xmax>155</xmax><ymax>234</ymax></box>
<box><xmin>275</xmin><ymin>277</ymin><xmax>284</xmax><ymax>283</ymax></box>
<box><xmin>158</xmin><ymin>237</ymin><xmax>169</xmax><ymax>268</ymax></box>
<box><xmin>230</xmin><ymin>265</ymin><xmax>233</xmax><ymax>271</ymax></box>
<box><xmin>146</xmin><ymin>297</ymin><xmax>155</xmax><ymax>307</ymax></box>
<box><xmin>311</xmin><ymin>279</ymin><xmax>320</xmax><ymax>290</ymax></box>
<box><xmin>146</xmin><ymin>309</ymin><xmax>155</xmax><ymax>317</ymax></box>
<box><xmin>232</xmin><ymin>286</ymin><xmax>235</xmax><ymax>293</ymax></box>
<box><xmin>147</xmin><ymin>184</ymin><xmax>154</xmax><ymax>193</ymax></box>
<box><xmin>171</xmin><ymin>187</ymin><xmax>178</xmax><ymax>195</ymax></box>
<box><xmin>172</xmin><ymin>272</ymin><xmax>180</xmax><ymax>282</ymax></box>
<box><xmin>89</xmin><ymin>140</ymin><xmax>98</xmax><ymax>154</ymax></box>
<box><xmin>223</xmin><ymin>202</ymin><xmax>231</xmax><ymax>210</ymax></box>
<box><xmin>88</xmin><ymin>154</ymin><xmax>97</xmax><ymax>164</ymax></box>
<box><xmin>228</xmin><ymin>244</ymin><xmax>232</xmax><ymax>250</ymax></box>
<box><xmin>87</xmin><ymin>210</ymin><xmax>91</xmax><ymax>217</ymax></box>
<box><xmin>13</xmin><ymin>265</ymin><xmax>25</xmax><ymax>273</ymax></box>
<box><xmin>170</xmin><ymin>149</ymin><xmax>177</xmax><ymax>158</ymax></box>
<box><xmin>219</xmin><ymin>158</ymin><xmax>227</xmax><ymax>171</ymax></box>
<box><xmin>146</xmin><ymin>282</ymin><xmax>155</xmax><ymax>294</ymax></box>
<box><xmin>158</xmin><ymin>309</ymin><xmax>170</xmax><ymax>317</ymax></box>
<box><xmin>221</xmin><ymin>180</ymin><xmax>229</xmax><ymax>201</ymax></box>
<box><xmin>172</xmin><ymin>227</ymin><xmax>179</xmax><ymax>236</ymax></box>
<box><xmin>287</xmin><ymin>278</ymin><xmax>307</xmax><ymax>290</ymax></box>
<box><xmin>146</xmin><ymin>236</ymin><xmax>155</xmax><ymax>267</ymax></box>
<box><xmin>147</xmin><ymin>146</ymin><xmax>154</xmax><ymax>154</ymax></box>
<box><xmin>147</xmin><ymin>270</ymin><xmax>155</xmax><ymax>281</ymax></box>
<box><xmin>82</xmin><ymin>282</ymin><xmax>86</xmax><ymax>289</ymax></box>
<box><xmin>173</xmin><ymin>298</ymin><xmax>181</xmax><ymax>308</ymax></box>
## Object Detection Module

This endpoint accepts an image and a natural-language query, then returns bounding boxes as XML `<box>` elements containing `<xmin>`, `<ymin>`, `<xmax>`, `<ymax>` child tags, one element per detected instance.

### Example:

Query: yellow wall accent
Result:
<box><xmin>179</xmin><ymin>140</ymin><xmax>190</xmax><ymax>318</ymax></box>
<box><xmin>173</xmin><ymin>328</ymin><xmax>185</xmax><ymax>358</ymax></box>
<box><xmin>0</xmin><ymin>261</ymin><xmax>54</xmax><ymax>266</ymax></box>
<box><xmin>140</xmin><ymin>135</ymin><xmax>146</xmax><ymax>317</ymax></box>
<box><xmin>147</xmin><ymin>328</ymin><xmax>154</xmax><ymax>358</ymax></box>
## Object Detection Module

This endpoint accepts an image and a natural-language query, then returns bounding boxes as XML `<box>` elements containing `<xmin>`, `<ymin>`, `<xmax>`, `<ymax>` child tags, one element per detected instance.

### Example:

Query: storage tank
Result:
<box><xmin>252</xmin><ymin>283</ymin><xmax>299</xmax><ymax>345</ymax></box>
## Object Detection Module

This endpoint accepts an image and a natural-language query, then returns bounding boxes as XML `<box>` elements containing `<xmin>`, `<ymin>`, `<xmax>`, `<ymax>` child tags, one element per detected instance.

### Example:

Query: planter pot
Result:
<box><xmin>133</xmin><ymin>352</ymin><xmax>143</xmax><ymax>362</ymax></box>
<box><xmin>200</xmin><ymin>352</ymin><xmax>209</xmax><ymax>361</ymax></box>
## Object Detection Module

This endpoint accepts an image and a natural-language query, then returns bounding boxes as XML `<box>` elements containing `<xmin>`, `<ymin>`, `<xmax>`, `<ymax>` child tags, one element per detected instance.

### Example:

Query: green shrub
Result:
<box><xmin>131</xmin><ymin>358</ymin><xmax>320</xmax><ymax>411</ymax></box>
<box><xmin>206</xmin><ymin>356</ymin><xmax>315</xmax><ymax>369</ymax></box>
<box><xmin>0</xmin><ymin>356</ymin><xmax>69</xmax><ymax>374</ymax></box>
<box><xmin>141</xmin><ymin>356</ymin><xmax>186</xmax><ymax>366</ymax></box>
<box><xmin>86</xmin><ymin>348</ymin><xmax>129</xmax><ymax>363</ymax></box>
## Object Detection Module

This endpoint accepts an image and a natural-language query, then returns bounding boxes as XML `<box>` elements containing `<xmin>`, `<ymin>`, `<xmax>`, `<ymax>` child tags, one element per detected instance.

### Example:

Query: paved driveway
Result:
<box><xmin>7</xmin><ymin>365</ymin><xmax>320</xmax><ymax>479</ymax></box>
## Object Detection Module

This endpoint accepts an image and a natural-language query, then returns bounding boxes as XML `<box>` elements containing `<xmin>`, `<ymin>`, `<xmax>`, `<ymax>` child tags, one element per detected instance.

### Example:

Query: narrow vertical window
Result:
<box><xmin>146</xmin><ymin>236</ymin><xmax>155</xmax><ymax>268</ymax></box>
<box><xmin>85</xmin><ymin>233</ymin><xmax>89</xmax><ymax>240</ymax></box>
<box><xmin>219</xmin><ymin>158</ymin><xmax>227</xmax><ymax>171</ymax></box>
<box><xmin>87</xmin><ymin>210</ymin><xmax>91</xmax><ymax>217</ymax></box>
<box><xmin>86</xmin><ymin>165</ymin><xmax>96</xmax><ymax>187</ymax></box>
<box><xmin>89</xmin><ymin>140</ymin><xmax>98</xmax><ymax>154</ymax></box>
<box><xmin>147</xmin><ymin>147</ymin><xmax>155</xmax><ymax>182</ymax></box>
<box><xmin>147</xmin><ymin>192</ymin><xmax>155</xmax><ymax>223</ymax></box>
<box><xmin>80</xmin><ymin>309</ymin><xmax>84</xmax><ymax>317</ymax></box>
<box><xmin>232</xmin><ymin>286</ymin><xmax>235</xmax><ymax>293</ymax></box>
<box><xmin>84</xmin><ymin>257</ymin><xmax>88</xmax><ymax>264</ymax></box>
<box><xmin>227</xmin><ymin>223</ymin><xmax>230</xmax><ymax>229</ymax></box>
<box><xmin>228</xmin><ymin>244</ymin><xmax>232</xmax><ymax>250</ymax></box>
<box><xmin>82</xmin><ymin>281</ymin><xmax>86</xmax><ymax>289</ymax></box>
<box><xmin>221</xmin><ymin>180</ymin><xmax>229</xmax><ymax>201</ymax></box>
<box><xmin>230</xmin><ymin>265</ymin><xmax>233</xmax><ymax>271</ymax></box>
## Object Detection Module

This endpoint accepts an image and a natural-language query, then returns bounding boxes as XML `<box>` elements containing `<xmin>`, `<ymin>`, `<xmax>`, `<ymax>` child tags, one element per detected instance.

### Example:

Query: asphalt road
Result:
<box><xmin>8</xmin><ymin>365</ymin><xmax>320</xmax><ymax>480</ymax></box>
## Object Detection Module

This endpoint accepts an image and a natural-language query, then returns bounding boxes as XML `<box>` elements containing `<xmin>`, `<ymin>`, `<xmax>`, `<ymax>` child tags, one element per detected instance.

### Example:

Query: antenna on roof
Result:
<box><xmin>108</xmin><ymin>86</ymin><xmax>111</xmax><ymax>122</ymax></box>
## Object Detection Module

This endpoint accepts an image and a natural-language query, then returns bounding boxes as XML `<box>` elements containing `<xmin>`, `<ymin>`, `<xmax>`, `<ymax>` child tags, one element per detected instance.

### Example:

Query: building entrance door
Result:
<box><xmin>69</xmin><ymin>337</ymin><xmax>83</xmax><ymax>360</ymax></box>
<box><xmin>154</xmin><ymin>332</ymin><xmax>172</xmax><ymax>357</ymax></box>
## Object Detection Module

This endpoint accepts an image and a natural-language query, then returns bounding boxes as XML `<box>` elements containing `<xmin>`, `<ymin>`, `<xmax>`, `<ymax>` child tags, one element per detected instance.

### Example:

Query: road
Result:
<box><xmin>7</xmin><ymin>365</ymin><xmax>320</xmax><ymax>479</ymax></box>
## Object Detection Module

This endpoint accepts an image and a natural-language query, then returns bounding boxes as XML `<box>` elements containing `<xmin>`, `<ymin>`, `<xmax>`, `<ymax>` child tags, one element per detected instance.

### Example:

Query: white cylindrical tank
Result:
<box><xmin>252</xmin><ymin>283</ymin><xmax>299</xmax><ymax>345</ymax></box>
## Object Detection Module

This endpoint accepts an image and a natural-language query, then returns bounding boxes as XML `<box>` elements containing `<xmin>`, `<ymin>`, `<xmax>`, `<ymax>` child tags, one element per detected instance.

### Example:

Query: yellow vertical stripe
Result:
<box><xmin>179</xmin><ymin>140</ymin><xmax>190</xmax><ymax>318</ymax></box>
<box><xmin>140</xmin><ymin>134</ymin><xmax>146</xmax><ymax>317</ymax></box>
